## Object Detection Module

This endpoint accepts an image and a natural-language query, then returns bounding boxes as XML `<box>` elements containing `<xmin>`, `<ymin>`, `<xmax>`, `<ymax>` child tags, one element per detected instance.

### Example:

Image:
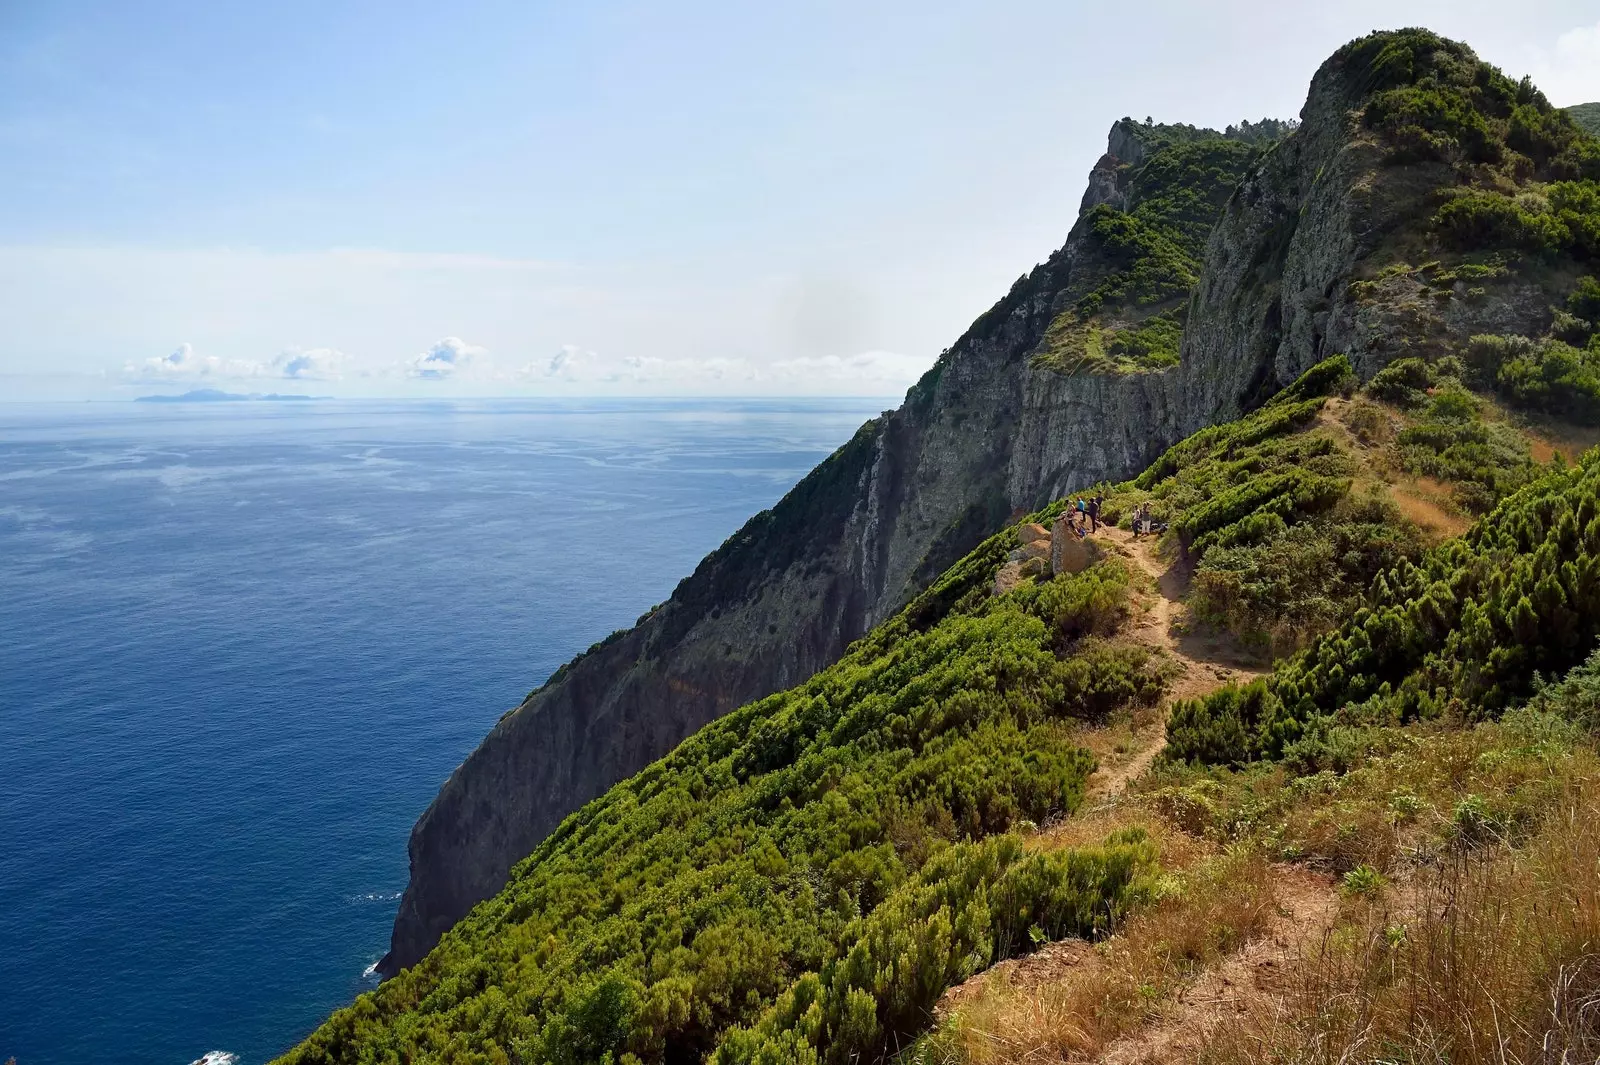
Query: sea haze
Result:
<box><xmin>0</xmin><ymin>397</ymin><xmax>886</xmax><ymax>1065</ymax></box>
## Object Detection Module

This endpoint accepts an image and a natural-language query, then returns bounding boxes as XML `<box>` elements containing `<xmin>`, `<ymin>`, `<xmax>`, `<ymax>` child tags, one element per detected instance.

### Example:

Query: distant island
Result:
<box><xmin>135</xmin><ymin>389</ymin><xmax>322</xmax><ymax>403</ymax></box>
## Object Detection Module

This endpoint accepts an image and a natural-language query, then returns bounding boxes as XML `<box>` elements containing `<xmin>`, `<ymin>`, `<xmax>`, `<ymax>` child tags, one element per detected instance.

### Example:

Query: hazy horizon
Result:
<box><xmin>3</xmin><ymin>0</ymin><xmax>1599</xmax><ymax>402</ymax></box>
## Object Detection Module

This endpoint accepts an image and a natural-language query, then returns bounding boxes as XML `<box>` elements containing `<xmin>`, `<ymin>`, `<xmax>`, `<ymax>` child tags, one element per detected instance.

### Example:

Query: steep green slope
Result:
<box><xmin>280</xmin><ymin>356</ymin><xmax>1425</xmax><ymax>1065</ymax></box>
<box><xmin>1033</xmin><ymin>120</ymin><xmax>1288</xmax><ymax>374</ymax></box>
<box><xmin>1567</xmin><ymin>102</ymin><xmax>1600</xmax><ymax>137</ymax></box>
<box><xmin>280</xmin><ymin>527</ymin><xmax>1168</xmax><ymax>1062</ymax></box>
<box><xmin>1167</xmin><ymin>447</ymin><xmax>1600</xmax><ymax>766</ymax></box>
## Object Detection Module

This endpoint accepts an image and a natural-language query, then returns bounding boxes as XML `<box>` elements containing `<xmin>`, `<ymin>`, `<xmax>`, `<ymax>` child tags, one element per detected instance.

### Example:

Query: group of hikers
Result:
<box><xmin>1064</xmin><ymin>494</ymin><xmax>1105</xmax><ymax>538</ymax></box>
<box><xmin>1063</xmin><ymin>494</ymin><xmax>1158</xmax><ymax>539</ymax></box>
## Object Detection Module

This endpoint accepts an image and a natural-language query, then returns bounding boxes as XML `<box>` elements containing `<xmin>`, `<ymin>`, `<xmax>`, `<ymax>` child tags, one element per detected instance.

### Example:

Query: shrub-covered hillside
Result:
<box><xmin>1564</xmin><ymin>102</ymin><xmax>1600</xmax><ymax>139</ymax></box>
<box><xmin>1167</xmin><ymin>442</ymin><xmax>1600</xmax><ymax>765</ymax></box>
<box><xmin>280</xmin><ymin>504</ymin><xmax>1174</xmax><ymax>1062</ymax></box>
<box><xmin>1032</xmin><ymin>121</ymin><xmax>1286</xmax><ymax>375</ymax></box>
<box><xmin>280</xmin><ymin>335</ymin><xmax>1593</xmax><ymax>1064</ymax></box>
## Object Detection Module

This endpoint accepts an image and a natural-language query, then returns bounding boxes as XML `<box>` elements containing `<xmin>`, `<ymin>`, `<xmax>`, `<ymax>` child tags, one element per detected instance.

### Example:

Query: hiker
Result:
<box><xmin>1087</xmin><ymin>495</ymin><xmax>1100</xmax><ymax>532</ymax></box>
<box><xmin>1076</xmin><ymin>497</ymin><xmax>1087</xmax><ymax>529</ymax></box>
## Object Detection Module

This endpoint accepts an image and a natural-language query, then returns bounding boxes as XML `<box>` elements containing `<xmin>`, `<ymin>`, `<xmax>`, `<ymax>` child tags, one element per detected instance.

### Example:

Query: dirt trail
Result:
<box><xmin>929</xmin><ymin>526</ymin><xmax>1322</xmax><ymax>1060</ymax></box>
<box><xmin>1086</xmin><ymin>526</ymin><xmax>1262</xmax><ymax>798</ymax></box>
<box><xmin>1098</xmin><ymin>866</ymin><xmax>1338</xmax><ymax>1065</ymax></box>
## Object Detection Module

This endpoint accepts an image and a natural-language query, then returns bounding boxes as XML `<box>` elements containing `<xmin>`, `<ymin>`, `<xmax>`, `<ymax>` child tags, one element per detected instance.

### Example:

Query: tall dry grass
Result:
<box><xmin>925</xmin><ymin>849</ymin><xmax>1277</xmax><ymax>1064</ymax></box>
<box><xmin>1205</xmin><ymin>785</ymin><xmax>1600</xmax><ymax>1065</ymax></box>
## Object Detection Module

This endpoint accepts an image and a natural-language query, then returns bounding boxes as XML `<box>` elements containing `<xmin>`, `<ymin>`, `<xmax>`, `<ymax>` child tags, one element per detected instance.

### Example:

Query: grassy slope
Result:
<box><xmin>1568</xmin><ymin>102</ymin><xmax>1600</xmax><ymax>137</ymax></box>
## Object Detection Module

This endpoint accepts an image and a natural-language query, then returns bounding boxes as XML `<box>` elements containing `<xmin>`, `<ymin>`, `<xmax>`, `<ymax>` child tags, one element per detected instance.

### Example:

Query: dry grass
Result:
<box><xmin>1202</xmin><ymin>783</ymin><xmax>1600</xmax><ymax>1065</ymax></box>
<box><xmin>1144</xmin><ymin>712</ymin><xmax>1600</xmax><ymax>875</ymax></box>
<box><xmin>924</xmin><ymin>849</ymin><xmax>1278</xmax><ymax>1063</ymax></box>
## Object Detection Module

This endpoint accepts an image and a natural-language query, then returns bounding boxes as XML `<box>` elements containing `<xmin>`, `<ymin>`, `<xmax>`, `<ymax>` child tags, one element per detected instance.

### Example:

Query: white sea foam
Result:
<box><xmin>347</xmin><ymin>890</ymin><xmax>402</xmax><ymax>903</ymax></box>
<box><xmin>362</xmin><ymin>959</ymin><xmax>382</xmax><ymax>979</ymax></box>
<box><xmin>189</xmin><ymin>1052</ymin><xmax>237</xmax><ymax>1065</ymax></box>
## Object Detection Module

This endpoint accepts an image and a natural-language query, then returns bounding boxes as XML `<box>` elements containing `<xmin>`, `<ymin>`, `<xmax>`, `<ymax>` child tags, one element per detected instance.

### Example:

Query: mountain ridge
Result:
<box><xmin>378</xmin><ymin>25</ymin><xmax>1600</xmax><ymax>981</ymax></box>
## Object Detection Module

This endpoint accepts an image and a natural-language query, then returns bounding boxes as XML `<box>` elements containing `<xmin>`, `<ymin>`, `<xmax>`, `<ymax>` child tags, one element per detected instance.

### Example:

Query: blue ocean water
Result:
<box><xmin>0</xmin><ymin>397</ymin><xmax>884</xmax><ymax>1065</ymax></box>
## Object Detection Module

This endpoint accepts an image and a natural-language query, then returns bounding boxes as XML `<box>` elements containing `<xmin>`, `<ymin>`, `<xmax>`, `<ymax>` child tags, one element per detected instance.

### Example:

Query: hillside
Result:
<box><xmin>383</xmin><ymin>23</ymin><xmax>1600</xmax><ymax>978</ymax></box>
<box><xmin>331</xmin><ymin>26</ymin><xmax>1600</xmax><ymax>1060</ymax></box>
<box><xmin>282</xmin><ymin>318</ymin><xmax>1600</xmax><ymax>1061</ymax></box>
<box><xmin>380</xmin><ymin>107</ymin><xmax>1295</xmax><ymax>974</ymax></box>
<box><xmin>1569</xmin><ymin>102</ymin><xmax>1600</xmax><ymax>137</ymax></box>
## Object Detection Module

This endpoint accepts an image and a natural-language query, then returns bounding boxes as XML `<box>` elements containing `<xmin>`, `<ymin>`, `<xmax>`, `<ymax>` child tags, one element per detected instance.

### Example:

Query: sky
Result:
<box><xmin>2</xmin><ymin>1</ymin><xmax>1599</xmax><ymax>400</ymax></box>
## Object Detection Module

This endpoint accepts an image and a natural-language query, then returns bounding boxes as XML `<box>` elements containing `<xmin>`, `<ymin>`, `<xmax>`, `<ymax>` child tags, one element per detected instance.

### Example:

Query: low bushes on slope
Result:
<box><xmin>1166</xmin><ymin>447</ymin><xmax>1600</xmax><ymax>766</ymax></box>
<box><xmin>278</xmin><ymin>544</ymin><xmax>1166</xmax><ymax>1064</ymax></box>
<box><xmin>1033</xmin><ymin>131</ymin><xmax>1268</xmax><ymax>375</ymax></box>
<box><xmin>1106</xmin><ymin>356</ymin><xmax>1427</xmax><ymax>653</ymax></box>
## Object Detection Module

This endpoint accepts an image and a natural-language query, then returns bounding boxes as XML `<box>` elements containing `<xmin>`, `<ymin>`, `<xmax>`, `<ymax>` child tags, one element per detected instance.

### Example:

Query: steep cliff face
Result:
<box><xmin>380</xmin><ymin>118</ymin><xmax>1270</xmax><ymax>976</ymax></box>
<box><xmin>1189</xmin><ymin>31</ymin><xmax>1592</xmax><ymax>401</ymax></box>
<box><xmin>381</xmin><ymin>29</ymin><xmax>1595</xmax><ymax>975</ymax></box>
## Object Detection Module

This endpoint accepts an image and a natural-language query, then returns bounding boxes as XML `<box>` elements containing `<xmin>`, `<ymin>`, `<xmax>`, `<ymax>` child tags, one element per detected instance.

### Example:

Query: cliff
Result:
<box><xmin>380</xmin><ymin>117</ymin><xmax>1269</xmax><ymax>975</ymax></box>
<box><xmin>380</xmin><ymin>28</ymin><xmax>1600</xmax><ymax>976</ymax></box>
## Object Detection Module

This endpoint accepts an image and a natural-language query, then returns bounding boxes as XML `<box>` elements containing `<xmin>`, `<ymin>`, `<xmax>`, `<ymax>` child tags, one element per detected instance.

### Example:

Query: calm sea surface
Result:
<box><xmin>0</xmin><ymin>397</ymin><xmax>884</xmax><ymax>1065</ymax></box>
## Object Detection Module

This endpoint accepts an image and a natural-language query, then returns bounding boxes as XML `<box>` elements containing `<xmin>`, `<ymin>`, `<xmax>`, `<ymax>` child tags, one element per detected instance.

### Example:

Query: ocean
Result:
<box><xmin>0</xmin><ymin>397</ymin><xmax>885</xmax><ymax>1065</ymax></box>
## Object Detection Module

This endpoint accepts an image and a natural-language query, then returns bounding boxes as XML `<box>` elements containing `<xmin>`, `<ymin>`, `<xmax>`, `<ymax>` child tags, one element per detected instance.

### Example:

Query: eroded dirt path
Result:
<box><xmin>1097</xmin><ymin>865</ymin><xmax>1338</xmax><ymax>1065</ymax></box>
<box><xmin>1085</xmin><ymin>525</ymin><xmax>1263</xmax><ymax>799</ymax></box>
<box><xmin>928</xmin><ymin>527</ymin><xmax>1335</xmax><ymax>1063</ymax></box>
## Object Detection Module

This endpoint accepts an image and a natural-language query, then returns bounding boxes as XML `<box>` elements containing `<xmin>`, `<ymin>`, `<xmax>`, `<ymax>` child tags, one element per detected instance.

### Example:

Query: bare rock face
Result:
<box><xmin>1049</xmin><ymin>520</ymin><xmax>1101</xmax><ymax>575</ymax></box>
<box><xmin>1017</xmin><ymin>522</ymin><xmax>1051</xmax><ymax>545</ymax></box>
<box><xmin>1018</xmin><ymin>556</ymin><xmax>1052</xmax><ymax>580</ymax></box>
<box><xmin>992</xmin><ymin>561</ymin><xmax>1025</xmax><ymax>596</ymax></box>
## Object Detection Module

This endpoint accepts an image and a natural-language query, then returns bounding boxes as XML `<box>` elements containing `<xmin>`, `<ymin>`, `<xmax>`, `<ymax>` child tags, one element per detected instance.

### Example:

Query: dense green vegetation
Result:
<box><xmin>1365</xmin><ymin>354</ymin><xmax>1541</xmax><ymax>512</ymax></box>
<box><xmin>1347</xmin><ymin>29</ymin><xmax>1599</xmax><ymax>181</ymax></box>
<box><xmin>280</xmin><ymin>525</ymin><xmax>1169</xmax><ymax>1064</ymax></box>
<box><xmin>1101</xmin><ymin>357</ymin><xmax>1426</xmax><ymax>653</ymax></box>
<box><xmin>1033</xmin><ymin>126</ymin><xmax>1270</xmax><ymax>375</ymax></box>
<box><xmin>1166</xmin><ymin>448</ymin><xmax>1600</xmax><ymax>766</ymax></box>
<box><xmin>1569</xmin><ymin>103</ymin><xmax>1600</xmax><ymax>138</ymax></box>
<box><xmin>1334</xmin><ymin>30</ymin><xmax>1600</xmax><ymax>275</ymax></box>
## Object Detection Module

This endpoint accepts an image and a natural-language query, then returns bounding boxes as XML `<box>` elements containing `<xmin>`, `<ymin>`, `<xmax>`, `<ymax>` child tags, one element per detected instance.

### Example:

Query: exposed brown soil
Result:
<box><xmin>932</xmin><ymin>529</ymin><xmax>1338</xmax><ymax>1062</ymax></box>
<box><xmin>1097</xmin><ymin>866</ymin><xmax>1338</xmax><ymax>1065</ymax></box>
<box><xmin>1387</xmin><ymin>475</ymin><xmax>1471</xmax><ymax>540</ymax></box>
<box><xmin>935</xmin><ymin>939</ymin><xmax>1103</xmax><ymax>1024</ymax></box>
<box><xmin>1085</xmin><ymin>526</ymin><xmax>1262</xmax><ymax>799</ymax></box>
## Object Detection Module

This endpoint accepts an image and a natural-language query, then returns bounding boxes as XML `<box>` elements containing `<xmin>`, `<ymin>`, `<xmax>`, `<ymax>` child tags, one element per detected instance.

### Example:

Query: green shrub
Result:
<box><xmin>1394</xmin><ymin>390</ymin><xmax>1538</xmax><ymax>512</ymax></box>
<box><xmin>1191</xmin><ymin>495</ymin><xmax>1422</xmax><ymax>652</ymax></box>
<box><xmin>1341</xmin><ymin>864</ymin><xmax>1388</xmax><ymax>897</ymax></box>
<box><xmin>1167</xmin><ymin>453</ymin><xmax>1600</xmax><ymax>766</ymax></box>
<box><xmin>1367</xmin><ymin>357</ymin><xmax>1436</xmax><ymax>408</ymax></box>
<box><xmin>712</xmin><ymin>831</ymin><xmax>1157</xmax><ymax>1065</ymax></box>
<box><xmin>1569</xmin><ymin>275</ymin><xmax>1600</xmax><ymax>327</ymax></box>
<box><xmin>1496</xmin><ymin>339</ymin><xmax>1600</xmax><ymax>421</ymax></box>
<box><xmin>277</xmin><ymin>546</ymin><xmax>1165</xmax><ymax>1064</ymax></box>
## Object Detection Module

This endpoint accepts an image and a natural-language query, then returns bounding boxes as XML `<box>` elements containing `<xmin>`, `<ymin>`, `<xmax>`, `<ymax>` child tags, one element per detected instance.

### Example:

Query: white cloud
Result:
<box><xmin>407</xmin><ymin>336</ymin><xmax>487</xmax><ymax>380</ymax></box>
<box><xmin>130</xmin><ymin>342</ymin><xmax>265</xmax><ymax>380</ymax></box>
<box><xmin>1519</xmin><ymin>19</ymin><xmax>1600</xmax><ymax>105</ymax></box>
<box><xmin>125</xmin><ymin>342</ymin><xmax>350</xmax><ymax>383</ymax></box>
<box><xmin>272</xmin><ymin>346</ymin><xmax>347</xmax><ymax>380</ymax></box>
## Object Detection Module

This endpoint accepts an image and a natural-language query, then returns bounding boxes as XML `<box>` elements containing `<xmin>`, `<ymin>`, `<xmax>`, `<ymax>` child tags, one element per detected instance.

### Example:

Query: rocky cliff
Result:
<box><xmin>381</xmin><ymin>29</ymin><xmax>1596</xmax><ymax>975</ymax></box>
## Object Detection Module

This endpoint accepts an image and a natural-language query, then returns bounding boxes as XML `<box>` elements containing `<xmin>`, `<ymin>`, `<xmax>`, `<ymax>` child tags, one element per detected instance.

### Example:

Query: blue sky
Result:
<box><xmin>3</xmin><ymin>1</ymin><xmax>1599</xmax><ymax>399</ymax></box>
